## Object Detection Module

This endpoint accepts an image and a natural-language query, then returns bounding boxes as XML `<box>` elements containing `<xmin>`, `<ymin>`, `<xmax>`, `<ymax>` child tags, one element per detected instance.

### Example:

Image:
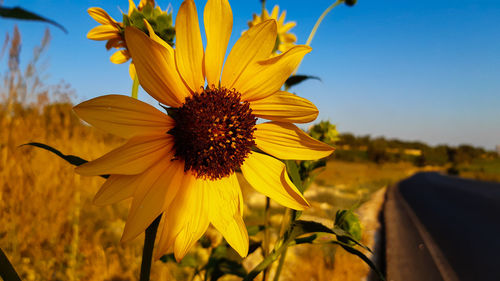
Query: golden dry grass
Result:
<box><xmin>0</xmin><ymin>103</ymin><xmax>149</xmax><ymax>280</ymax></box>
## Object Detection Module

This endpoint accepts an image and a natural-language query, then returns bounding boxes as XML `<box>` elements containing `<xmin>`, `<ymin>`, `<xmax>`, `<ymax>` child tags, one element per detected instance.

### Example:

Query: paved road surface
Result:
<box><xmin>384</xmin><ymin>172</ymin><xmax>500</xmax><ymax>281</ymax></box>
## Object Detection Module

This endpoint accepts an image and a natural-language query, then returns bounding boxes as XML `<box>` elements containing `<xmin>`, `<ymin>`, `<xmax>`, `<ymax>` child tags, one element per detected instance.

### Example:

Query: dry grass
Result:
<box><xmin>0</xmin><ymin>103</ymin><xmax>149</xmax><ymax>280</ymax></box>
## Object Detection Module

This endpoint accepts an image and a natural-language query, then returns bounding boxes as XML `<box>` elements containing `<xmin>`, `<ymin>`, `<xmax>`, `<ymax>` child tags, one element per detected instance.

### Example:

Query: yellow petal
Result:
<box><xmin>175</xmin><ymin>0</ymin><xmax>205</xmax><ymax>93</ymax></box>
<box><xmin>254</xmin><ymin>122</ymin><xmax>334</xmax><ymax>160</ymax></box>
<box><xmin>88</xmin><ymin>7</ymin><xmax>118</xmax><ymax>26</ymax></box>
<box><xmin>87</xmin><ymin>25</ymin><xmax>120</xmax><ymax>41</ymax></box>
<box><xmin>138</xmin><ymin>0</ymin><xmax>155</xmax><ymax>10</ymax></box>
<box><xmin>277</xmin><ymin>10</ymin><xmax>286</xmax><ymax>26</ymax></box>
<box><xmin>173</xmin><ymin>177</ymin><xmax>211</xmax><ymax>261</ymax></box>
<box><xmin>154</xmin><ymin>171</ymin><xmax>196</xmax><ymax>259</ymax></box>
<box><xmin>121</xmin><ymin>157</ymin><xmax>184</xmax><ymax>242</ymax></box>
<box><xmin>250</xmin><ymin>13</ymin><xmax>261</xmax><ymax>26</ymax></box>
<box><xmin>221</xmin><ymin>20</ymin><xmax>277</xmax><ymax>90</ymax></box>
<box><xmin>154</xmin><ymin>174</ymin><xmax>209</xmax><ymax>261</ymax></box>
<box><xmin>207</xmin><ymin>174</ymin><xmax>248</xmax><ymax>257</ymax></box>
<box><xmin>250</xmin><ymin>91</ymin><xmax>318</xmax><ymax>123</ymax></box>
<box><xmin>263</xmin><ymin>9</ymin><xmax>270</xmax><ymax>19</ymax></box>
<box><xmin>237</xmin><ymin>182</ymin><xmax>244</xmax><ymax>215</ymax></box>
<box><xmin>93</xmin><ymin>175</ymin><xmax>137</xmax><ymax>206</ymax></box>
<box><xmin>280</xmin><ymin>22</ymin><xmax>296</xmax><ymax>33</ymax></box>
<box><xmin>280</xmin><ymin>33</ymin><xmax>297</xmax><ymax>44</ymax></box>
<box><xmin>73</xmin><ymin>95</ymin><xmax>174</xmax><ymax>139</ymax></box>
<box><xmin>128</xmin><ymin>0</ymin><xmax>137</xmax><ymax>15</ymax></box>
<box><xmin>241</xmin><ymin>151</ymin><xmax>309</xmax><ymax>210</ymax></box>
<box><xmin>142</xmin><ymin>20</ymin><xmax>171</xmax><ymax>49</ymax></box>
<box><xmin>75</xmin><ymin>135</ymin><xmax>172</xmax><ymax>176</ymax></box>
<box><xmin>235</xmin><ymin>45</ymin><xmax>312</xmax><ymax>102</ymax></box>
<box><xmin>204</xmin><ymin>0</ymin><xmax>232</xmax><ymax>87</ymax></box>
<box><xmin>270</xmin><ymin>5</ymin><xmax>279</xmax><ymax>19</ymax></box>
<box><xmin>154</xmin><ymin>214</ymin><xmax>171</xmax><ymax>258</ymax></box>
<box><xmin>105</xmin><ymin>37</ymin><xmax>125</xmax><ymax>50</ymax></box>
<box><xmin>125</xmin><ymin>26</ymin><xmax>189</xmax><ymax>107</ymax></box>
<box><xmin>278</xmin><ymin>39</ymin><xmax>296</xmax><ymax>53</ymax></box>
<box><xmin>110</xmin><ymin>50</ymin><xmax>130</xmax><ymax>64</ymax></box>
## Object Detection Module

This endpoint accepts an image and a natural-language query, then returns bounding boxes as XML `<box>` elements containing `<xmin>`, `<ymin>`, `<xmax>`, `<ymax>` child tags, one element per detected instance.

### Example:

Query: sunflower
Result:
<box><xmin>75</xmin><ymin>0</ymin><xmax>334</xmax><ymax>261</ymax></box>
<box><xmin>87</xmin><ymin>0</ymin><xmax>175</xmax><ymax>77</ymax></box>
<box><xmin>248</xmin><ymin>5</ymin><xmax>297</xmax><ymax>54</ymax></box>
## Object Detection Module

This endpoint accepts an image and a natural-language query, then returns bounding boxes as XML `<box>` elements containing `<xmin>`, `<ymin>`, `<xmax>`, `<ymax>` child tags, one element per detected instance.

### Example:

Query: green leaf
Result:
<box><xmin>248</xmin><ymin>239</ymin><xmax>262</xmax><ymax>255</ymax></box>
<box><xmin>159</xmin><ymin>253</ymin><xmax>201</xmax><ymax>268</ymax></box>
<box><xmin>284</xmin><ymin>75</ymin><xmax>321</xmax><ymax>90</ymax></box>
<box><xmin>246</xmin><ymin>225</ymin><xmax>265</xmax><ymax>236</ymax></box>
<box><xmin>294</xmin><ymin>233</ymin><xmax>317</xmax><ymax>245</ymax></box>
<box><xmin>331</xmin><ymin>226</ymin><xmax>371</xmax><ymax>253</ymax></box>
<box><xmin>289</xmin><ymin>220</ymin><xmax>384</xmax><ymax>281</ymax></box>
<box><xmin>285</xmin><ymin>160</ymin><xmax>303</xmax><ymax>192</ymax></box>
<box><xmin>285</xmin><ymin>160</ymin><xmax>304</xmax><ymax>219</ymax></box>
<box><xmin>0</xmin><ymin>248</ymin><xmax>21</xmax><ymax>281</ymax></box>
<box><xmin>292</xmin><ymin>220</ymin><xmax>333</xmax><ymax>236</ymax></box>
<box><xmin>21</xmin><ymin>142</ymin><xmax>109</xmax><ymax>179</ymax></box>
<box><xmin>0</xmin><ymin>6</ymin><xmax>67</xmax><ymax>33</ymax></box>
<box><xmin>334</xmin><ymin>209</ymin><xmax>362</xmax><ymax>245</ymax></box>
<box><xmin>204</xmin><ymin>244</ymin><xmax>248</xmax><ymax>281</ymax></box>
<box><xmin>332</xmin><ymin>241</ymin><xmax>385</xmax><ymax>281</ymax></box>
<box><xmin>159</xmin><ymin>253</ymin><xmax>175</xmax><ymax>263</ymax></box>
<box><xmin>293</xmin><ymin>220</ymin><xmax>371</xmax><ymax>253</ymax></box>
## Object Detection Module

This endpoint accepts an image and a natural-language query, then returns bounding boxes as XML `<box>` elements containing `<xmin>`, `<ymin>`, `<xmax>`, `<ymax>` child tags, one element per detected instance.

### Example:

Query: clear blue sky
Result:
<box><xmin>1</xmin><ymin>0</ymin><xmax>499</xmax><ymax>149</ymax></box>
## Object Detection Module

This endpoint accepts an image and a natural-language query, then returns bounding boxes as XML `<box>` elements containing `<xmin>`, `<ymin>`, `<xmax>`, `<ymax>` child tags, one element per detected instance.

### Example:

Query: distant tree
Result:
<box><xmin>367</xmin><ymin>137</ymin><xmax>388</xmax><ymax>164</ymax></box>
<box><xmin>419</xmin><ymin>145</ymin><xmax>449</xmax><ymax>166</ymax></box>
<box><xmin>338</xmin><ymin>132</ymin><xmax>355</xmax><ymax>146</ymax></box>
<box><xmin>455</xmin><ymin>145</ymin><xmax>482</xmax><ymax>164</ymax></box>
<box><xmin>356</xmin><ymin>135</ymin><xmax>371</xmax><ymax>147</ymax></box>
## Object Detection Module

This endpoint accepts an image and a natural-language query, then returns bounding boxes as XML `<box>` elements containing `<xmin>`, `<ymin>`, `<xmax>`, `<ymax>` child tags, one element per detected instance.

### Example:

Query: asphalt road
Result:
<box><xmin>384</xmin><ymin>172</ymin><xmax>500</xmax><ymax>281</ymax></box>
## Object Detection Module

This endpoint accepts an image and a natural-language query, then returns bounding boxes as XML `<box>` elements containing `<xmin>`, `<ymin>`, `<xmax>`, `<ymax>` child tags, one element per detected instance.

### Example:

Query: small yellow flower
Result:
<box><xmin>87</xmin><ymin>0</ymin><xmax>174</xmax><ymax>73</ymax></box>
<box><xmin>248</xmin><ymin>5</ymin><xmax>297</xmax><ymax>54</ymax></box>
<box><xmin>75</xmin><ymin>0</ymin><xmax>334</xmax><ymax>261</ymax></box>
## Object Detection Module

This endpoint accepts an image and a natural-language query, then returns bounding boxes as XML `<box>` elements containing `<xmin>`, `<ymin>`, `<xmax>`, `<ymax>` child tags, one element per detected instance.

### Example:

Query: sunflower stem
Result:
<box><xmin>131</xmin><ymin>73</ymin><xmax>139</xmax><ymax>99</ymax></box>
<box><xmin>139</xmin><ymin>214</ymin><xmax>162</xmax><ymax>281</ymax></box>
<box><xmin>272</xmin><ymin>208</ymin><xmax>292</xmax><ymax>281</ymax></box>
<box><xmin>272</xmin><ymin>247</ymin><xmax>288</xmax><ymax>281</ymax></box>
<box><xmin>244</xmin><ymin>220</ymin><xmax>296</xmax><ymax>281</ymax></box>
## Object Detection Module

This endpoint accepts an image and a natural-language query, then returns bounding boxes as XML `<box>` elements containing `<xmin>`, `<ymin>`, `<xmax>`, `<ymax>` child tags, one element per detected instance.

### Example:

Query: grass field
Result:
<box><xmin>456</xmin><ymin>158</ymin><xmax>500</xmax><ymax>182</ymax></box>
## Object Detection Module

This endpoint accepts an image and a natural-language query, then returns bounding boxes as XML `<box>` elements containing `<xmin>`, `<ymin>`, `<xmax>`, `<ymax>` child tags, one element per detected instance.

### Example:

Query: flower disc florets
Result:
<box><xmin>169</xmin><ymin>86</ymin><xmax>257</xmax><ymax>180</ymax></box>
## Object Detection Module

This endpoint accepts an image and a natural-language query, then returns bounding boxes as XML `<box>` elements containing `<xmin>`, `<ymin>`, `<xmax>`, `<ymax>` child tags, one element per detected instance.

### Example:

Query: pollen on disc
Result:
<box><xmin>168</xmin><ymin>86</ymin><xmax>257</xmax><ymax>180</ymax></box>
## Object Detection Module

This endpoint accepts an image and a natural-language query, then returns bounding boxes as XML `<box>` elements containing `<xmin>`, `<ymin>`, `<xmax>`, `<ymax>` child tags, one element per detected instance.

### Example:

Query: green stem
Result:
<box><xmin>243</xmin><ymin>239</ymin><xmax>290</xmax><ymax>281</ymax></box>
<box><xmin>139</xmin><ymin>214</ymin><xmax>162</xmax><ymax>281</ymax></box>
<box><xmin>261</xmin><ymin>0</ymin><xmax>266</xmax><ymax>17</ymax></box>
<box><xmin>272</xmin><ymin>247</ymin><xmax>288</xmax><ymax>281</ymax></box>
<box><xmin>272</xmin><ymin>209</ymin><xmax>298</xmax><ymax>281</ymax></box>
<box><xmin>293</xmin><ymin>0</ymin><xmax>343</xmax><ymax>75</ymax></box>
<box><xmin>131</xmin><ymin>73</ymin><xmax>139</xmax><ymax>99</ymax></box>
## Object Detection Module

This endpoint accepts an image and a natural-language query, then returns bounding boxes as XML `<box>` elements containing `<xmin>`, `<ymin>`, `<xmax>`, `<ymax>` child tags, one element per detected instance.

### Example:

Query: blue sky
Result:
<box><xmin>1</xmin><ymin>0</ymin><xmax>499</xmax><ymax>149</ymax></box>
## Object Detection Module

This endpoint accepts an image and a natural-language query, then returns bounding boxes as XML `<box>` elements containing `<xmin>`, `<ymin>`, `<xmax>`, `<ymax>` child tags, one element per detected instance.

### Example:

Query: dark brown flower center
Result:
<box><xmin>168</xmin><ymin>86</ymin><xmax>257</xmax><ymax>180</ymax></box>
